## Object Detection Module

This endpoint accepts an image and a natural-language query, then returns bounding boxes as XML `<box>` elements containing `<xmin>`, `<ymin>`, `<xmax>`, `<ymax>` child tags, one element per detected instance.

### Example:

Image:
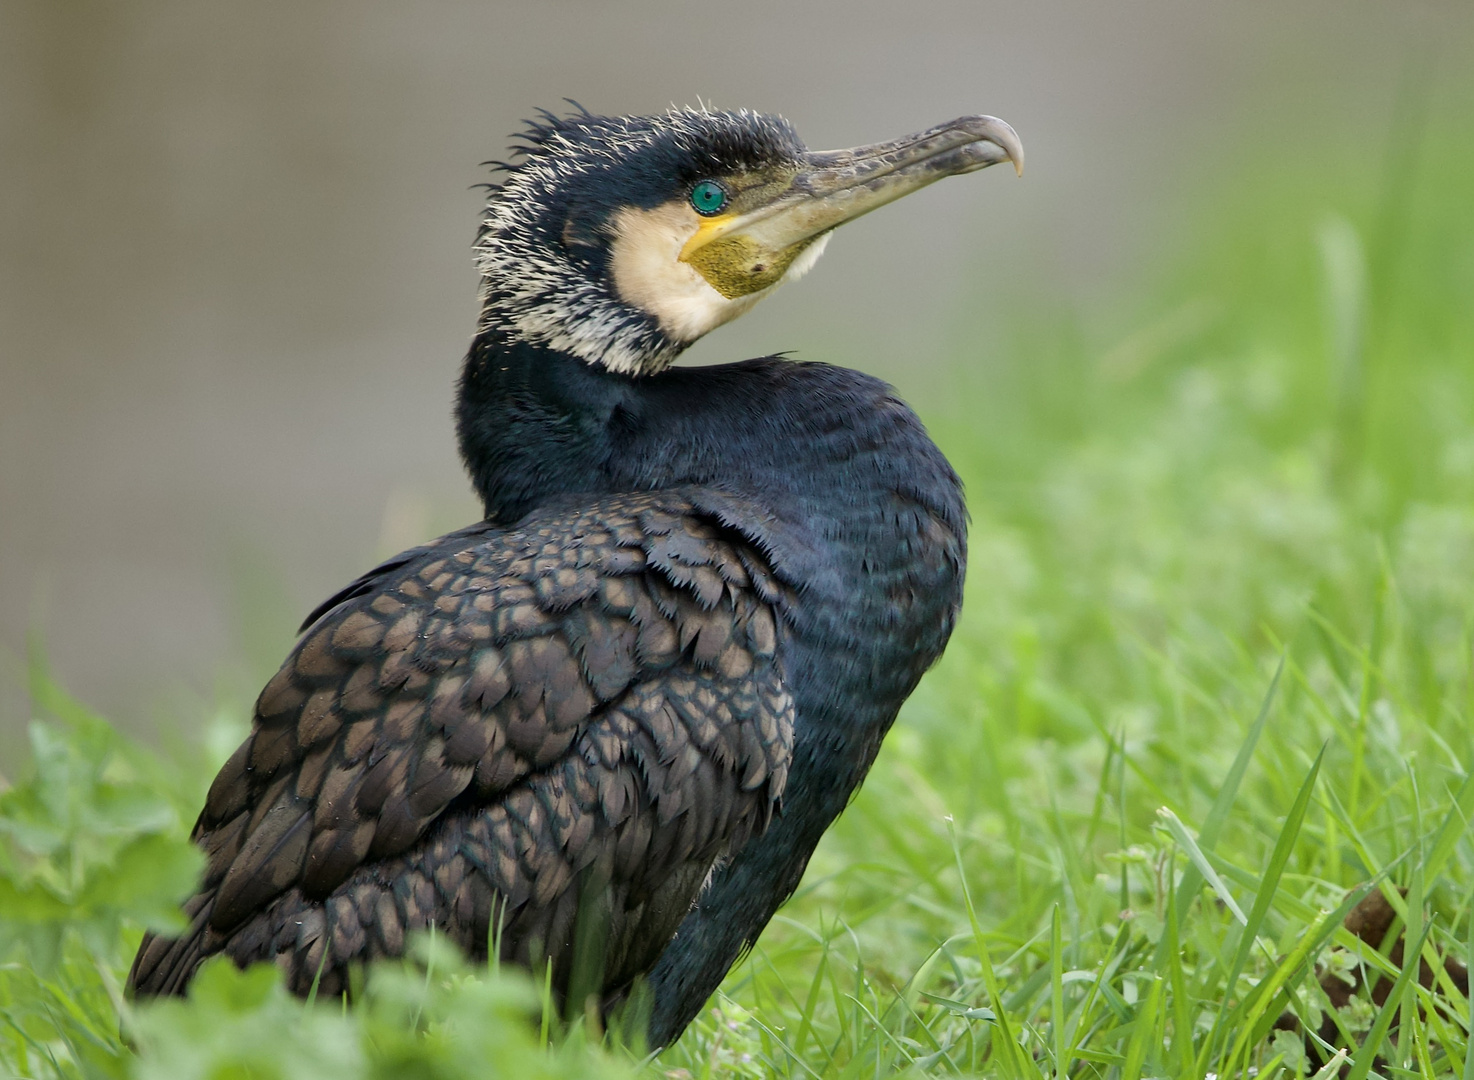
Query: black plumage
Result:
<box><xmin>129</xmin><ymin>104</ymin><xmax>1022</xmax><ymax>1047</ymax></box>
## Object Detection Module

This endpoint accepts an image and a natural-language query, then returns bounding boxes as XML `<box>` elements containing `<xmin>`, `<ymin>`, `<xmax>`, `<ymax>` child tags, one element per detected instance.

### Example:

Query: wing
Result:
<box><xmin>129</xmin><ymin>490</ymin><xmax>794</xmax><ymax>1000</ymax></box>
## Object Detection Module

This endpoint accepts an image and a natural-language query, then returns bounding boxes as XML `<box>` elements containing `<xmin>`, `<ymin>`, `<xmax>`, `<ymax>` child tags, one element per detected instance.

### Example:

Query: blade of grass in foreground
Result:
<box><xmin>1158</xmin><ymin>808</ymin><xmax>1247</xmax><ymax>925</ymax></box>
<box><xmin>1465</xmin><ymin>886</ymin><xmax>1473</xmax><ymax>1080</ymax></box>
<box><xmin>1162</xmin><ymin>878</ymin><xmax>1195</xmax><ymax>1076</ymax></box>
<box><xmin>1402</xmin><ymin>761</ymin><xmax>1425</xmax><ymax>1076</ymax></box>
<box><xmin>948</xmin><ymin>818</ymin><xmax>1038</xmax><ymax>1080</ymax></box>
<box><xmin>1062</xmin><ymin>920</ymin><xmax>1131</xmax><ymax>1068</ymax></box>
<box><xmin>1156</xmin><ymin>659</ymin><xmax>1282</xmax><ymax>965</ymax></box>
<box><xmin>1422</xmin><ymin>768</ymin><xmax>1474</xmax><ymax>885</ymax></box>
<box><xmin>1120</xmin><ymin>976</ymin><xmax>1163</xmax><ymax>1080</ymax></box>
<box><xmin>1049</xmin><ymin>904</ymin><xmax>1065</xmax><ymax>1080</ymax></box>
<box><xmin>1209</xmin><ymin>743</ymin><xmax>1325</xmax><ymax>1072</ymax></box>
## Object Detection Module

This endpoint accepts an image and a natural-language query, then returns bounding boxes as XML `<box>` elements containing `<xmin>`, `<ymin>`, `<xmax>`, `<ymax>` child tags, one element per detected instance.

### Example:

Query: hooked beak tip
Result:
<box><xmin>970</xmin><ymin>115</ymin><xmax>1024</xmax><ymax>177</ymax></box>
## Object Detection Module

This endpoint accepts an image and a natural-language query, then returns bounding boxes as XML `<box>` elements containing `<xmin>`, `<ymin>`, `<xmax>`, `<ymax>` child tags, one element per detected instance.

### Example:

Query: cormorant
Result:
<box><xmin>129</xmin><ymin>105</ymin><xmax>1023</xmax><ymax>1047</ymax></box>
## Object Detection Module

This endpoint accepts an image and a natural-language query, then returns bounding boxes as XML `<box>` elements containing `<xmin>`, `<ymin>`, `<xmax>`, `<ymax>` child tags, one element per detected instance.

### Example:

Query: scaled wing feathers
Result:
<box><xmin>130</xmin><ymin>490</ymin><xmax>795</xmax><ymax>1000</ymax></box>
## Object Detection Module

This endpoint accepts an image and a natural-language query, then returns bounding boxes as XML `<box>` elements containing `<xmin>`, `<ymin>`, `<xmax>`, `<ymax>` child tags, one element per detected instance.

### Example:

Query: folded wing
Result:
<box><xmin>129</xmin><ymin>490</ymin><xmax>794</xmax><ymax>1001</ymax></box>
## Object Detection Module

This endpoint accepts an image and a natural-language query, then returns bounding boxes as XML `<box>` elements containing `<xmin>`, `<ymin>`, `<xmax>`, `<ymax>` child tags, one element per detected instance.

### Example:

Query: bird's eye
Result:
<box><xmin>689</xmin><ymin>180</ymin><xmax>730</xmax><ymax>216</ymax></box>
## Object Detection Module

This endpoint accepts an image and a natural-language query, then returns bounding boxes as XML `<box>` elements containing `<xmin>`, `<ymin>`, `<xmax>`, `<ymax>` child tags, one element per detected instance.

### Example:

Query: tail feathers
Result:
<box><xmin>128</xmin><ymin>892</ymin><xmax>215</xmax><ymax>997</ymax></box>
<box><xmin>128</xmin><ymin>887</ymin><xmax>344</xmax><ymax>1000</ymax></box>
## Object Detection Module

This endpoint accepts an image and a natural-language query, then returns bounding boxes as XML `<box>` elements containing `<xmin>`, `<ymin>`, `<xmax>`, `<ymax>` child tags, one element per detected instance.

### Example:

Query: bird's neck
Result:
<box><xmin>456</xmin><ymin>329</ymin><xmax>853</xmax><ymax>526</ymax></box>
<box><xmin>456</xmin><ymin>330</ymin><xmax>965</xmax><ymax>563</ymax></box>
<box><xmin>455</xmin><ymin>331</ymin><xmax>636</xmax><ymax>522</ymax></box>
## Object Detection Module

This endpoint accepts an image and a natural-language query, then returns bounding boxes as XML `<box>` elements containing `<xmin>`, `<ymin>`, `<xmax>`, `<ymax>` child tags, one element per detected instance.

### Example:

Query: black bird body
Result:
<box><xmin>129</xmin><ymin>105</ymin><xmax>1021</xmax><ymax>1047</ymax></box>
<box><xmin>464</xmin><ymin>342</ymin><xmax>967</xmax><ymax>1042</ymax></box>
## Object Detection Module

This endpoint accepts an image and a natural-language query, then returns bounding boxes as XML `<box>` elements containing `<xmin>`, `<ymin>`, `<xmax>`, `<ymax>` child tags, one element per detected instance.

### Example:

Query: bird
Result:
<box><xmin>128</xmin><ymin>103</ymin><xmax>1023</xmax><ymax>1048</ymax></box>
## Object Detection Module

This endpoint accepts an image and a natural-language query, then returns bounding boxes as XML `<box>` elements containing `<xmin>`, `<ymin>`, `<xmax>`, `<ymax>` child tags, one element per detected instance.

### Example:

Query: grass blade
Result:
<box><xmin>1050</xmin><ymin>904</ymin><xmax>1066</xmax><ymax>1080</ymax></box>
<box><xmin>1158</xmin><ymin>807</ymin><xmax>1247</xmax><ymax>924</ymax></box>
<box><xmin>1212</xmin><ymin>743</ymin><xmax>1326</xmax><ymax>1068</ymax></box>
<box><xmin>1423</xmin><ymin>768</ymin><xmax>1474</xmax><ymax>884</ymax></box>
<box><xmin>949</xmin><ymin>820</ymin><xmax>1034</xmax><ymax>1080</ymax></box>
<box><xmin>1120</xmin><ymin>977</ymin><xmax>1162</xmax><ymax>1080</ymax></box>
<box><xmin>1465</xmin><ymin>884</ymin><xmax>1473</xmax><ymax>1080</ymax></box>
<box><xmin>1157</xmin><ymin>660</ymin><xmax>1281</xmax><ymax>965</ymax></box>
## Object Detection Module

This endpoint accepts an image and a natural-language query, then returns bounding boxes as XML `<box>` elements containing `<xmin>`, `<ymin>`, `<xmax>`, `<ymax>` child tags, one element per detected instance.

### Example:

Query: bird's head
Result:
<box><xmin>475</xmin><ymin>105</ymin><xmax>1023</xmax><ymax>375</ymax></box>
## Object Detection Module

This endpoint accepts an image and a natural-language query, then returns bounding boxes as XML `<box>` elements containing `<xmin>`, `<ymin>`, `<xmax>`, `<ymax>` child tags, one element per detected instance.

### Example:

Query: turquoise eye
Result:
<box><xmin>689</xmin><ymin>180</ymin><xmax>729</xmax><ymax>216</ymax></box>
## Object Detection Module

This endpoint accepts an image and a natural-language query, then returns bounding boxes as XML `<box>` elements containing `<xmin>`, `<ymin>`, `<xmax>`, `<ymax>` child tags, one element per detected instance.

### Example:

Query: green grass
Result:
<box><xmin>3</xmin><ymin>108</ymin><xmax>1473</xmax><ymax>1078</ymax></box>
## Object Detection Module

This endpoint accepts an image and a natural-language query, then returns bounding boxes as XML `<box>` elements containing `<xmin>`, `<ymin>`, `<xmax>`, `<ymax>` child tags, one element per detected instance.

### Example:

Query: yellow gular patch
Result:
<box><xmin>683</xmin><ymin>229</ymin><xmax>819</xmax><ymax>300</ymax></box>
<box><xmin>608</xmin><ymin>201</ymin><xmax>827</xmax><ymax>344</ymax></box>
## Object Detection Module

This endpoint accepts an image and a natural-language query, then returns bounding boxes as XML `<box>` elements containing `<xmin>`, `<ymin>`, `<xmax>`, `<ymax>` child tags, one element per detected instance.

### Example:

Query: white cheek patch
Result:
<box><xmin>609</xmin><ymin>203</ymin><xmax>771</xmax><ymax>343</ymax></box>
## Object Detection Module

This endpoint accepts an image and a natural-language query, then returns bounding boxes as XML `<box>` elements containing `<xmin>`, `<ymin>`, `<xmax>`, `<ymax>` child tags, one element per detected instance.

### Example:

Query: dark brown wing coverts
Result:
<box><xmin>130</xmin><ymin>492</ymin><xmax>794</xmax><ymax>999</ymax></box>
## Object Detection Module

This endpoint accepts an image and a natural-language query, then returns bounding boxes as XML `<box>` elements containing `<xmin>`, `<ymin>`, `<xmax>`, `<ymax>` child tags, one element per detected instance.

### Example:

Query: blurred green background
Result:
<box><xmin>4</xmin><ymin>0</ymin><xmax>1472</xmax><ymax>740</ymax></box>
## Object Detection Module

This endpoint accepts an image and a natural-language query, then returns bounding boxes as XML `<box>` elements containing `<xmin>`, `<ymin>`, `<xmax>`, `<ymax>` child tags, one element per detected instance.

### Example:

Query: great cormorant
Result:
<box><xmin>129</xmin><ymin>105</ymin><xmax>1023</xmax><ymax>1047</ymax></box>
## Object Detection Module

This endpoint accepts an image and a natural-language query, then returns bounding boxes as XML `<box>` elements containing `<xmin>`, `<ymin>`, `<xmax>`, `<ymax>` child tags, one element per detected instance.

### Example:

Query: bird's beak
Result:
<box><xmin>680</xmin><ymin>115</ymin><xmax>1023</xmax><ymax>296</ymax></box>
